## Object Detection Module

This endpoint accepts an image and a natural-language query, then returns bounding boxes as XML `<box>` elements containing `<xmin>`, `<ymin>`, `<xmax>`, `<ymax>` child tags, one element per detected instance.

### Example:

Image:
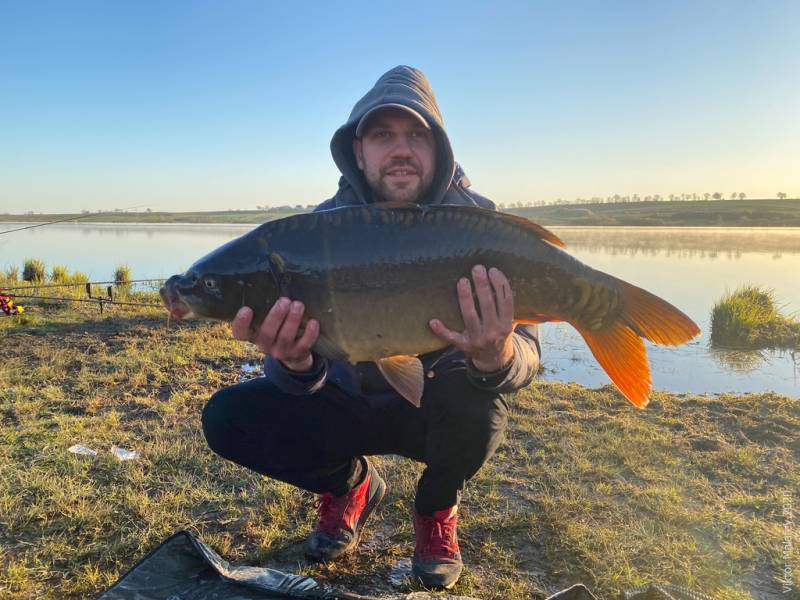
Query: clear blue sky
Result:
<box><xmin>2</xmin><ymin>0</ymin><xmax>798</xmax><ymax>213</ymax></box>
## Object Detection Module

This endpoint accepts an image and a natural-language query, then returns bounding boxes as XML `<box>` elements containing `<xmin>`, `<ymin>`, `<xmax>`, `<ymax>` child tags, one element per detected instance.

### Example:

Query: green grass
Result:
<box><xmin>711</xmin><ymin>286</ymin><xmax>800</xmax><ymax>350</ymax></box>
<box><xmin>0</xmin><ymin>304</ymin><xmax>798</xmax><ymax>599</ymax></box>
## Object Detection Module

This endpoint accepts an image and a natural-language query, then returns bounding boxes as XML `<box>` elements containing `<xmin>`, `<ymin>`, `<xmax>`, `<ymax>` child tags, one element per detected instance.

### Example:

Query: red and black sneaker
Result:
<box><xmin>305</xmin><ymin>459</ymin><xmax>386</xmax><ymax>562</ymax></box>
<box><xmin>412</xmin><ymin>505</ymin><xmax>463</xmax><ymax>589</ymax></box>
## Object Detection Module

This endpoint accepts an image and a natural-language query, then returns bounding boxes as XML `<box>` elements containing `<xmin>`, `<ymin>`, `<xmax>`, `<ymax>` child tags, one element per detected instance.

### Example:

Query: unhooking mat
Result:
<box><xmin>97</xmin><ymin>530</ymin><xmax>715</xmax><ymax>600</ymax></box>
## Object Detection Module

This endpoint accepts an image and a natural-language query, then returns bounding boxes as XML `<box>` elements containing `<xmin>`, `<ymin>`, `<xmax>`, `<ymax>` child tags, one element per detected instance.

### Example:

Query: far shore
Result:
<box><xmin>3</xmin><ymin>198</ymin><xmax>800</xmax><ymax>228</ymax></box>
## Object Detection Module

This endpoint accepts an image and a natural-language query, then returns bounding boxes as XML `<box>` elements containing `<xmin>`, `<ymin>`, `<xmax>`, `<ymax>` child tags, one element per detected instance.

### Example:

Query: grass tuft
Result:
<box><xmin>711</xmin><ymin>285</ymin><xmax>800</xmax><ymax>349</ymax></box>
<box><xmin>50</xmin><ymin>264</ymin><xmax>70</xmax><ymax>283</ymax></box>
<box><xmin>70</xmin><ymin>271</ymin><xmax>90</xmax><ymax>284</ymax></box>
<box><xmin>4</xmin><ymin>265</ymin><xmax>20</xmax><ymax>282</ymax></box>
<box><xmin>114</xmin><ymin>264</ymin><xmax>132</xmax><ymax>286</ymax></box>
<box><xmin>22</xmin><ymin>258</ymin><xmax>46</xmax><ymax>283</ymax></box>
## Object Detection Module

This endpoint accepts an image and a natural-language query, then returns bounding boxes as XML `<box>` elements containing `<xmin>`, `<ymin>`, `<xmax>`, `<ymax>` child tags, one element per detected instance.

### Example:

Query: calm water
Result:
<box><xmin>2</xmin><ymin>221</ymin><xmax>799</xmax><ymax>397</ymax></box>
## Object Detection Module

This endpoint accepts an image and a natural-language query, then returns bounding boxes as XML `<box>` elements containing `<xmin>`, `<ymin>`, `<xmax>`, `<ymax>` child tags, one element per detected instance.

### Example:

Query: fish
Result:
<box><xmin>160</xmin><ymin>203</ymin><xmax>700</xmax><ymax>408</ymax></box>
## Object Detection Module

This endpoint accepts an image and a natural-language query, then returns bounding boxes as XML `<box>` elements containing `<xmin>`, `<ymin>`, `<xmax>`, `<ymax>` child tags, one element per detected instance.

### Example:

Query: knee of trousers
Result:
<box><xmin>436</xmin><ymin>388</ymin><xmax>509</xmax><ymax>439</ymax></box>
<box><xmin>201</xmin><ymin>387</ymin><xmax>241</xmax><ymax>458</ymax></box>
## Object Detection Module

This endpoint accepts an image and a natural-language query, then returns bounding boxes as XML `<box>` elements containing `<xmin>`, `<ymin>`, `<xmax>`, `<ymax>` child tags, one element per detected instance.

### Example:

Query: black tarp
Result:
<box><xmin>97</xmin><ymin>531</ymin><xmax>714</xmax><ymax>600</ymax></box>
<box><xmin>97</xmin><ymin>530</ymin><xmax>377</xmax><ymax>600</ymax></box>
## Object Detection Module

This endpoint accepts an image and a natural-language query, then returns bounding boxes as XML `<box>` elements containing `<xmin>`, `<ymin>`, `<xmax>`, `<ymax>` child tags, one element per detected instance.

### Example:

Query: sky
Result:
<box><xmin>1</xmin><ymin>0</ymin><xmax>799</xmax><ymax>213</ymax></box>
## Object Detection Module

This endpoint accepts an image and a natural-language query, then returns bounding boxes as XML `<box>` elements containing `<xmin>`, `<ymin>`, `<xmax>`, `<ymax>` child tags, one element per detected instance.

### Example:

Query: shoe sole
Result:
<box><xmin>352</xmin><ymin>471</ymin><xmax>386</xmax><ymax>549</ymax></box>
<box><xmin>305</xmin><ymin>468</ymin><xmax>387</xmax><ymax>563</ymax></box>
<box><xmin>411</xmin><ymin>565</ymin><xmax>460</xmax><ymax>590</ymax></box>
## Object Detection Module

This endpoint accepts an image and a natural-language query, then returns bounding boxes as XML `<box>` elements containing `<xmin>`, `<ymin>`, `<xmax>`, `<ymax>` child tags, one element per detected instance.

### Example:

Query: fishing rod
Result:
<box><xmin>7</xmin><ymin>293</ymin><xmax>162</xmax><ymax>308</ymax></box>
<box><xmin>0</xmin><ymin>278</ymin><xmax>165</xmax><ymax>291</ymax></box>
<box><xmin>0</xmin><ymin>204</ymin><xmax>154</xmax><ymax>235</ymax></box>
<box><xmin>1</xmin><ymin>277</ymin><xmax>166</xmax><ymax>315</ymax></box>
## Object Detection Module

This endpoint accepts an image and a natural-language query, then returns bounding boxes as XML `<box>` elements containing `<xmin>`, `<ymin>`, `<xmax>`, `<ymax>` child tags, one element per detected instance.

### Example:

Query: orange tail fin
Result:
<box><xmin>574</xmin><ymin>281</ymin><xmax>700</xmax><ymax>409</ymax></box>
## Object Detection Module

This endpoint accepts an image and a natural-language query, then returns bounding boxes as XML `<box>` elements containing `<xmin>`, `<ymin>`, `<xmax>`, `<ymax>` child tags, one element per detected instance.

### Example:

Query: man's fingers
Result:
<box><xmin>275</xmin><ymin>300</ymin><xmax>305</xmax><ymax>349</ymax></box>
<box><xmin>457</xmin><ymin>277</ymin><xmax>481</xmax><ymax>338</ymax></box>
<box><xmin>231</xmin><ymin>306</ymin><xmax>255</xmax><ymax>340</ymax></box>
<box><xmin>429</xmin><ymin>318</ymin><xmax>465</xmax><ymax>349</ymax></box>
<box><xmin>295</xmin><ymin>318</ymin><xmax>320</xmax><ymax>353</ymax></box>
<box><xmin>489</xmin><ymin>267</ymin><xmax>514</xmax><ymax>329</ymax></box>
<box><xmin>258</xmin><ymin>297</ymin><xmax>290</xmax><ymax>344</ymax></box>
<box><xmin>472</xmin><ymin>264</ymin><xmax>499</xmax><ymax>329</ymax></box>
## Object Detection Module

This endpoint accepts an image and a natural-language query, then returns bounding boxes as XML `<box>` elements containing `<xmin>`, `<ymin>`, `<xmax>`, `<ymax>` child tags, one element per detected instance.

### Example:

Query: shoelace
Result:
<box><xmin>313</xmin><ymin>493</ymin><xmax>346</xmax><ymax>533</ymax></box>
<box><xmin>417</xmin><ymin>515</ymin><xmax>459</xmax><ymax>558</ymax></box>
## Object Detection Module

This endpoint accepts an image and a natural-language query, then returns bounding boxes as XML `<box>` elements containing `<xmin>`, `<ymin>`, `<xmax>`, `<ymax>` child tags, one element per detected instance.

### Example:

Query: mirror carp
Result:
<box><xmin>160</xmin><ymin>204</ymin><xmax>700</xmax><ymax>408</ymax></box>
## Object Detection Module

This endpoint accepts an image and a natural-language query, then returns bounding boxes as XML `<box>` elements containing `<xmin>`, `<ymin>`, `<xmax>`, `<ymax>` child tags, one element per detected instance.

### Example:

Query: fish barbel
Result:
<box><xmin>160</xmin><ymin>203</ymin><xmax>700</xmax><ymax>408</ymax></box>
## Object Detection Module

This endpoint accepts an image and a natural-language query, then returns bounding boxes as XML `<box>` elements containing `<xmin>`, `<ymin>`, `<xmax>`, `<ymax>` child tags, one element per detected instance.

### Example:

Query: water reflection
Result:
<box><xmin>707</xmin><ymin>348</ymin><xmax>769</xmax><ymax>373</ymax></box>
<box><xmin>555</xmin><ymin>227</ymin><xmax>800</xmax><ymax>258</ymax></box>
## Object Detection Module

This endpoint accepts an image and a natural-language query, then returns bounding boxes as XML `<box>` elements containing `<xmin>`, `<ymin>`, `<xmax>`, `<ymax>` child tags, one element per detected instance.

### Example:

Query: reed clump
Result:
<box><xmin>710</xmin><ymin>285</ymin><xmax>800</xmax><ymax>350</ymax></box>
<box><xmin>22</xmin><ymin>258</ymin><xmax>46</xmax><ymax>282</ymax></box>
<box><xmin>3</xmin><ymin>265</ymin><xmax>19</xmax><ymax>282</ymax></box>
<box><xmin>50</xmin><ymin>264</ymin><xmax>69</xmax><ymax>283</ymax></box>
<box><xmin>114</xmin><ymin>264</ymin><xmax>132</xmax><ymax>286</ymax></box>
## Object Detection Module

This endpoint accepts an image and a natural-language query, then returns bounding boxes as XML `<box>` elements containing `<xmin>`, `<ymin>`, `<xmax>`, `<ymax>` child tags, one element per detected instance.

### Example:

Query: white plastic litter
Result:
<box><xmin>111</xmin><ymin>446</ymin><xmax>139</xmax><ymax>461</ymax></box>
<box><xmin>239</xmin><ymin>361</ymin><xmax>264</xmax><ymax>381</ymax></box>
<box><xmin>68</xmin><ymin>444</ymin><xmax>98</xmax><ymax>457</ymax></box>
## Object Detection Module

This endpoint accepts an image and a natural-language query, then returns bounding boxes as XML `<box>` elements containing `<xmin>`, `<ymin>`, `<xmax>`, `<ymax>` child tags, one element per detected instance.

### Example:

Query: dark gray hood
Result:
<box><xmin>330</xmin><ymin>65</ymin><xmax>455</xmax><ymax>206</ymax></box>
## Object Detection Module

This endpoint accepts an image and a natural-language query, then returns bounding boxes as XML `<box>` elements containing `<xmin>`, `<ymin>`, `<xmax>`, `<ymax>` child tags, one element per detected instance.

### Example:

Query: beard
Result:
<box><xmin>364</xmin><ymin>159</ymin><xmax>435</xmax><ymax>204</ymax></box>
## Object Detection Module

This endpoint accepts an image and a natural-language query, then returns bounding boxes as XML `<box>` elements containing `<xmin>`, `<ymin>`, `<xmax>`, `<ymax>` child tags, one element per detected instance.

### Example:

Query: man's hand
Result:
<box><xmin>231</xmin><ymin>298</ymin><xmax>320</xmax><ymax>372</ymax></box>
<box><xmin>429</xmin><ymin>265</ymin><xmax>515</xmax><ymax>372</ymax></box>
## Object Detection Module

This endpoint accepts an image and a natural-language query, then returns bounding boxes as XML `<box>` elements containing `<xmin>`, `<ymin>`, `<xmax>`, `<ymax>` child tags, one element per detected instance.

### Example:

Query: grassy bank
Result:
<box><xmin>711</xmin><ymin>286</ymin><xmax>800</xmax><ymax>350</ymax></box>
<box><xmin>514</xmin><ymin>198</ymin><xmax>800</xmax><ymax>227</ymax></box>
<box><xmin>0</xmin><ymin>209</ymin><xmax>300</xmax><ymax>225</ymax></box>
<box><xmin>0</xmin><ymin>304</ymin><xmax>798</xmax><ymax>599</ymax></box>
<box><xmin>2</xmin><ymin>198</ymin><xmax>800</xmax><ymax>227</ymax></box>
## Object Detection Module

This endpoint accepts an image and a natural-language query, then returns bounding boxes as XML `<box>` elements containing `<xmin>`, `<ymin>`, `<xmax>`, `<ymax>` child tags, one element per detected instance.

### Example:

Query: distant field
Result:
<box><xmin>2</xmin><ymin>199</ymin><xmax>800</xmax><ymax>227</ymax></box>
<box><xmin>0</xmin><ymin>209</ymin><xmax>300</xmax><ymax>225</ymax></box>
<box><xmin>512</xmin><ymin>198</ymin><xmax>800</xmax><ymax>227</ymax></box>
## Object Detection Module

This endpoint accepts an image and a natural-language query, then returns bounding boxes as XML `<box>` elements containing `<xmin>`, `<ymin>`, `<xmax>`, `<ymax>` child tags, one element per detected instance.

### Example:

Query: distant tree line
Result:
<box><xmin>253</xmin><ymin>204</ymin><xmax>315</xmax><ymax>212</ymax></box>
<box><xmin>496</xmin><ymin>192</ymin><xmax>795</xmax><ymax>209</ymax></box>
<box><xmin>5</xmin><ymin>194</ymin><xmax>794</xmax><ymax>217</ymax></box>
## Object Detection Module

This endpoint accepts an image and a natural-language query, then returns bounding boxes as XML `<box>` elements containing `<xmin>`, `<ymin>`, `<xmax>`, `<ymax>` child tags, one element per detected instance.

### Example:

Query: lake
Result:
<box><xmin>2</xmin><ymin>221</ymin><xmax>799</xmax><ymax>398</ymax></box>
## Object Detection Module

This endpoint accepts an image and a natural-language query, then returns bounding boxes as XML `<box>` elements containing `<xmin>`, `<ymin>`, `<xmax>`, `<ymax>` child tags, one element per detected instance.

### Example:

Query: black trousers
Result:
<box><xmin>201</xmin><ymin>362</ymin><xmax>508</xmax><ymax>515</ymax></box>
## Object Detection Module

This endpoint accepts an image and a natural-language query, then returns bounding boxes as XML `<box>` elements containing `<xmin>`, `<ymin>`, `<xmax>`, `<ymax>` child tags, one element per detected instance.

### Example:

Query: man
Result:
<box><xmin>202</xmin><ymin>65</ymin><xmax>540</xmax><ymax>589</ymax></box>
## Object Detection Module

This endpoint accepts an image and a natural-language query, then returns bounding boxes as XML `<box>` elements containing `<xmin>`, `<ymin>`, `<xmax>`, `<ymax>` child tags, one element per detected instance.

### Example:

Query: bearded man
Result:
<box><xmin>202</xmin><ymin>65</ymin><xmax>540</xmax><ymax>589</ymax></box>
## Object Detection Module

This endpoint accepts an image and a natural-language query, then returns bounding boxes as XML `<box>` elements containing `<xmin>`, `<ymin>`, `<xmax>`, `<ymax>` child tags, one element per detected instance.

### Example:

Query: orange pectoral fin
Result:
<box><xmin>576</xmin><ymin>322</ymin><xmax>652</xmax><ymax>409</ymax></box>
<box><xmin>377</xmin><ymin>355</ymin><xmax>424</xmax><ymax>408</ymax></box>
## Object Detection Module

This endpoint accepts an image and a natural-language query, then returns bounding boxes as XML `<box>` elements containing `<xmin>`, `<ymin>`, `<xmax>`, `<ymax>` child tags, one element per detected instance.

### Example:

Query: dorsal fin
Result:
<box><xmin>366</xmin><ymin>202</ymin><xmax>566</xmax><ymax>249</ymax></box>
<box><xmin>502</xmin><ymin>212</ymin><xmax>566</xmax><ymax>248</ymax></box>
<box><xmin>430</xmin><ymin>204</ymin><xmax>566</xmax><ymax>249</ymax></box>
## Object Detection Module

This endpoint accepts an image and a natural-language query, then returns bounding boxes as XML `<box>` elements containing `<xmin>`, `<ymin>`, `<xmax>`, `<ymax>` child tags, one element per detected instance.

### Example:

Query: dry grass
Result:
<box><xmin>1</xmin><ymin>303</ymin><xmax>798</xmax><ymax>599</ymax></box>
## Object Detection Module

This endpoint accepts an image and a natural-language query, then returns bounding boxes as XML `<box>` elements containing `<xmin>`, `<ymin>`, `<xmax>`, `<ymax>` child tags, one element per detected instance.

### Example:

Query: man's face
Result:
<box><xmin>353</xmin><ymin>107</ymin><xmax>436</xmax><ymax>204</ymax></box>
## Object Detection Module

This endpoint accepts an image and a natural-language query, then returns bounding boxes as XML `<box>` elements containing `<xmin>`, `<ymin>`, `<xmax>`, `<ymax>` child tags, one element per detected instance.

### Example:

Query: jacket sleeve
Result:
<box><xmin>465</xmin><ymin>324</ymin><xmax>540</xmax><ymax>394</ymax></box>
<box><xmin>263</xmin><ymin>353</ymin><xmax>329</xmax><ymax>395</ymax></box>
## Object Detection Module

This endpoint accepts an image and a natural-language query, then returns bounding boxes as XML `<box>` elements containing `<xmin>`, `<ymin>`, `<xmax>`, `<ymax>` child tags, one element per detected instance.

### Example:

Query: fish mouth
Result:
<box><xmin>160</xmin><ymin>283</ymin><xmax>195</xmax><ymax>320</ymax></box>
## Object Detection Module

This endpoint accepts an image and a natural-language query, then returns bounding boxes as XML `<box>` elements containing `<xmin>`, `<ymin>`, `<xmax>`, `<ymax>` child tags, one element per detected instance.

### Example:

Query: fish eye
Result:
<box><xmin>204</xmin><ymin>278</ymin><xmax>217</xmax><ymax>289</ymax></box>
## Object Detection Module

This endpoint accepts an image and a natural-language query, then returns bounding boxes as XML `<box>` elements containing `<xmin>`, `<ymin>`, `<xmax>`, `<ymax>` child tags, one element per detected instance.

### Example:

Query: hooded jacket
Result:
<box><xmin>265</xmin><ymin>66</ymin><xmax>540</xmax><ymax>399</ymax></box>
